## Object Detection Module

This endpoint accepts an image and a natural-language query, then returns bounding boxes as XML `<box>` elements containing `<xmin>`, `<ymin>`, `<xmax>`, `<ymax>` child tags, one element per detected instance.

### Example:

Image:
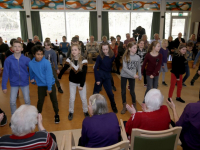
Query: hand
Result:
<box><xmin>96</xmin><ymin>82</ymin><xmax>100</xmax><ymax>85</ymax></box>
<box><xmin>166</xmin><ymin>98</ymin><xmax>176</xmax><ymax>110</ymax></box>
<box><xmin>150</xmin><ymin>75</ymin><xmax>154</xmax><ymax>78</ymax></box>
<box><xmin>37</xmin><ymin>113</ymin><xmax>45</xmax><ymax>131</ymax></box>
<box><xmin>2</xmin><ymin>89</ymin><xmax>7</xmax><ymax>94</ymax></box>
<box><xmin>123</xmin><ymin>44</ymin><xmax>126</xmax><ymax>48</ymax></box>
<box><xmin>198</xmin><ymin>70</ymin><xmax>200</xmax><ymax>75</ymax></box>
<box><xmin>141</xmin><ymin>103</ymin><xmax>147</xmax><ymax>112</ymax></box>
<box><xmin>0</xmin><ymin>113</ymin><xmax>4</xmax><ymax>123</ymax></box>
<box><xmin>78</xmin><ymin>87</ymin><xmax>83</xmax><ymax>90</ymax></box>
<box><xmin>193</xmin><ymin>65</ymin><xmax>196</xmax><ymax>69</ymax></box>
<box><xmin>47</xmin><ymin>90</ymin><xmax>52</xmax><ymax>94</ymax></box>
<box><xmin>2</xmin><ymin>52</ymin><xmax>5</xmax><ymax>55</ymax></box>
<box><xmin>57</xmin><ymin>70</ymin><xmax>60</xmax><ymax>74</ymax></box>
<box><xmin>126</xmin><ymin>104</ymin><xmax>136</xmax><ymax>114</ymax></box>
<box><xmin>134</xmin><ymin>75</ymin><xmax>139</xmax><ymax>79</ymax></box>
<box><xmin>162</xmin><ymin>66</ymin><xmax>164</xmax><ymax>68</ymax></box>
<box><xmin>60</xmin><ymin>44</ymin><xmax>62</xmax><ymax>48</ymax></box>
<box><xmin>171</xmin><ymin>49</ymin><xmax>175</xmax><ymax>52</ymax></box>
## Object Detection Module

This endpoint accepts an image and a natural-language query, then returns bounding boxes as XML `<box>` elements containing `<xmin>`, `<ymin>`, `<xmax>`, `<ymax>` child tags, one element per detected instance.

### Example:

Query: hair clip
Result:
<box><xmin>92</xmin><ymin>98</ymin><xmax>96</xmax><ymax>105</ymax></box>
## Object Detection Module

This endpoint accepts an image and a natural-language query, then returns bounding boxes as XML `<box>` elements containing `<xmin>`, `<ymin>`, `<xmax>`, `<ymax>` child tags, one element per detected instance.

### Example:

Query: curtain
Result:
<box><xmin>19</xmin><ymin>11</ymin><xmax>28</xmax><ymax>41</ymax></box>
<box><xmin>31</xmin><ymin>11</ymin><xmax>43</xmax><ymax>41</ymax></box>
<box><xmin>150</xmin><ymin>12</ymin><xmax>160</xmax><ymax>39</ymax></box>
<box><xmin>102</xmin><ymin>12</ymin><xmax>109</xmax><ymax>40</ymax></box>
<box><xmin>89</xmin><ymin>11</ymin><xmax>98</xmax><ymax>41</ymax></box>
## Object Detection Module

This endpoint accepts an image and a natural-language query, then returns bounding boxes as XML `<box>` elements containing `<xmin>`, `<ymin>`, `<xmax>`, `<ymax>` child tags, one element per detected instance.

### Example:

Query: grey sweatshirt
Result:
<box><xmin>44</xmin><ymin>49</ymin><xmax>58</xmax><ymax>70</ymax></box>
<box><xmin>120</xmin><ymin>54</ymin><xmax>142</xmax><ymax>79</ymax></box>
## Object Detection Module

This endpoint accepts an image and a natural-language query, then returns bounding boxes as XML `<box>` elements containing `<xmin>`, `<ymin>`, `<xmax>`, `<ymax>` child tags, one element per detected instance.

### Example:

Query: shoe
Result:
<box><xmin>9</xmin><ymin>122</ymin><xmax>11</xmax><ymax>127</ymax></box>
<box><xmin>68</xmin><ymin>113</ymin><xmax>73</xmax><ymax>120</ymax></box>
<box><xmin>144</xmin><ymin>84</ymin><xmax>147</xmax><ymax>87</ymax></box>
<box><xmin>0</xmin><ymin>114</ymin><xmax>7</xmax><ymax>127</ymax></box>
<box><xmin>112</xmin><ymin>86</ymin><xmax>116</xmax><ymax>91</ymax></box>
<box><xmin>176</xmin><ymin>97</ymin><xmax>185</xmax><ymax>103</ymax></box>
<box><xmin>60</xmin><ymin>64</ymin><xmax>63</xmax><ymax>67</ymax></box>
<box><xmin>54</xmin><ymin>114</ymin><xmax>60</xmax><ymax>124</ymax></box>
<box><xmin>84</xmin><ymin>112</ymin><xmax>89</xmax><ymax>117</ymax></box>
<box><xmin>182</xmin><ymin>83</ymin><xmax>186</xmax><ymax>87</ymax></box>
<box><xmin>128</xmin><ymin>85</ymin><xmax>130</xmax><ymax>90</ymax></box>
<box><xmin>191</xmin><ymin>81</ymin><xmax>194</xmax><ymax>86</ymax></box>
<box><xmin>162</xmin><ymin>81</ymin><xmax>168</xmax><ymax>86</ymax></box>
<box><xmin>111</xmin><ymin>104</ymin><xmax>118</xmax><ymax>113</ymax></box>
<box><xmin>116</xmin><ymin>71</ymin><xmax>120</xmax><ymax>75</ymax></box>
<box><xmin>121</xmin><ymin>103</ymin><xmax>127</xmax><ymax>114</ymax></box>
<box><xmin>58</xmin><ymin>87</ymin><xmax>63</xmax><ymax>93</ymax></box>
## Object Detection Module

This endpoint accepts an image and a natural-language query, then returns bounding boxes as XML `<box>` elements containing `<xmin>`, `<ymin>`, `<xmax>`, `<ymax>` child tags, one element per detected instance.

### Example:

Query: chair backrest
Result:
<box><xmin>68</xmin><ymin>119</ymin><xmax>129</xmax><ymax>150</ymax></box>
<box><xmin>130</xmin><ymin>127</ymin><xmax>182</xmax><ymax>150</ymax></box>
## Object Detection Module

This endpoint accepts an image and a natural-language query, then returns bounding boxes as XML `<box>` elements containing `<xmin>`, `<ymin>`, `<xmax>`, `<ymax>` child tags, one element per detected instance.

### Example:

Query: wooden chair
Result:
<box><xmin>67</xmin><ymin>119</ymin><xmax>129</xmax><ymax>150</ymax></box>
<box><xmin>130</xmin><ymin>127</ymin><xmax>182</xmax><ymax>150</ymax></box>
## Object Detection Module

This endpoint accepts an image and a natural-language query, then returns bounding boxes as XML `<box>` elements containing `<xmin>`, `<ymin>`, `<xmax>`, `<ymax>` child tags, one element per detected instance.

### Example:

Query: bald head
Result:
<box><xmin>33</xmin><ymin>35</ymin><xmax>39</xmax><ymax>43</ymax></box>
<box><xmin>154</xmin><ymin>33</ymin><xmax>159</xmax><ymax>40</ymax></box>
<box><xmin>178</xmin><ymin>33</ymin><xmax>182</xmax><ymax>38</ymax></box>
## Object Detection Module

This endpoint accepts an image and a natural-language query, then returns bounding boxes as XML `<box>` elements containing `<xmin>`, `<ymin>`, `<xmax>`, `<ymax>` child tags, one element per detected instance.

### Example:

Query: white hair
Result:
<box><xmin>11</xmin><ymin>105</ymin><xmax>38</xmax><ymax>136</ymax></box>
<box><xmin>144</xmin><ymin>89</ymin><xmax>164</xmax><ymax>111</ymax></box>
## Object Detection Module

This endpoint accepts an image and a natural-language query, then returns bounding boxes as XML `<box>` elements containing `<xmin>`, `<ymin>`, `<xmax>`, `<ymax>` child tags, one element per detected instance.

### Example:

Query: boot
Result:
<box><xmin>111</xmin><ymin>103</ymin><xmax>118</xmax><ymax>113</ymax></box>
<box><xmin>121</xmin><ymin>103</ymin><xmax>127</xmax><ymax>114</ymax></box>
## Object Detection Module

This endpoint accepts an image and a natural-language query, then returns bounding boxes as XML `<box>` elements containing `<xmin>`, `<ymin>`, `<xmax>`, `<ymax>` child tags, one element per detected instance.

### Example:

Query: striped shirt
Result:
<box><xmin>0</xmin><ymin>131</ymin><xmax>58</xmax><ymax>150</ymax></box>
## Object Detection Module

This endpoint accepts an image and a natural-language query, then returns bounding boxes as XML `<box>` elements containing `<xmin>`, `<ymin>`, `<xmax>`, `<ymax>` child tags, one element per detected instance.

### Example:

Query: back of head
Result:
<box><xmin>72</xmin><ymin>37</ymin><xmax>79</xmax><ymax>43</ymax></box>
<box><xmin>11</xmin><ymin>105</ymin><xmax>38</xmax><ymax>136</ymax></box>
<box><xmin>89</xmin><ymin>94</ymin><xmax>108</xmax><ymax>115</ymax></box>
<box><xmin>145</xmin><ymin>89</ymin><xmax>163</xmax><ymax>111</ymax></box>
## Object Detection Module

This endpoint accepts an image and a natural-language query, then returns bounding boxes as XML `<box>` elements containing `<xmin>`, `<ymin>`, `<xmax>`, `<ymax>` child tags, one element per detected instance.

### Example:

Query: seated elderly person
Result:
<box><xmin>86</xmin><ymin>35</ymin><xmax>99</xmax><ymax>64</ymax></box>
<box><xmin>79</xmin><ymin>94</ymin><xmax>120</xmax><ymax>148</ymax></box>
<box><xmin>0</xmin><ymin>105</ymin><xmax>58</xmax><ymax>150</ymax></box>
<box><xmin>167</xmin><ymin>96</ymin><xmax>200</xmax><ymax>150</ymax></box>
<box><xmin>125</xmin><ymin>89</ymin><xmax>171</xmax><ymax>139</ymax></box>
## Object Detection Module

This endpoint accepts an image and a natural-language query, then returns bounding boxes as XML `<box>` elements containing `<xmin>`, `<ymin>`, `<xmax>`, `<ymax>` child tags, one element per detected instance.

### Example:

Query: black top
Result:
<box><xmin>0</xmin><ymin>43</ymin><xmax>9</xmax><ymax>53</ymax></box>
<box><xmin>174</xmin><ymin>38</ymin><xmax>185</xmax><ymax>48</ymax></box>
<box><xmin>167</xmin><ymin>41</ymin><xmax>175</xmax><ymax>54</ymax></box>
<box><xmin>58</xmin><ymin>57</ymin><xmax>87</xmax><ymax>87</ymax></box>
<box><xmin>27</xmin><ymin>42</ymin><xmax>42</xmax><ymax>54</ymax></box>
<box><xmin>116</xmin><ymin>41</ymin><xmax>124</xmax><ymax>56</ymax></box>
<box><xmin>171</xmin><ymin>54</ymin><xmax>186</xmax><ymax>79</ymax></box>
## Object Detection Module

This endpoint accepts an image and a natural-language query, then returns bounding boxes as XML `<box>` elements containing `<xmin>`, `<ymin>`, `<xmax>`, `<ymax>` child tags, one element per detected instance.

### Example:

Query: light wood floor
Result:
<box><xmin>1</xmin><ymin>68</ymin><xmax>199</xmax><ymax>150</ymax></box>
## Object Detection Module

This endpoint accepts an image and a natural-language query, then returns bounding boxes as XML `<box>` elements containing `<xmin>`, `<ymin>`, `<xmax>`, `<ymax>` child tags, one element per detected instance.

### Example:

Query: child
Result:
<box><xmin>44</xmin><ymin>40</ymin><xmax>63</xmax><ymax>93</ymax></box>
<box><xmin>159</xmin><ymin>39</ymin><xmax>169</xmax><ymax>86</ymax></box>
<box><xmin>182</xmin><ymin>42</ymin><xmax>194</xmax><ymax>86</ymax></box>
<box><xmin>58</xmin><ymin>44</ymin><xmax>89</xmax><ymax>120</ymax></box>
<box><xmin>2</xmin><ymin>40</ymin><xmax>31</xmax><ymax>115</ymax></box>
<box><xmin>142</xmin><ymin>41</ymin><xmax>162</xmax><ymax>101</ymax></box>
<box><xmin>136</xmin><ymin>39</ymin><xmax>147</xmax><ymax>86</ymax></box>
<box><xmin>168</xmin><ymin>44</ymin><xmax>187</xmax><ymax>103</ymax></box>
<box><xmin>120</xmin><ymin>42</ymin><xmax>142</xmax><ymax>114</ymax></box>
<box><xmin>29</xmin><ymin>45</ymin><xmax>60</xmax><ymax>123</ymax></box>
<box><xmin>191</xmin><ymin>49</ymin><xmax>200</xmax><ymax>86</ymax></box>
<box><xmin>59</xmin><ymin>36</ymin><xmax>70</xmax><ymax>66</ymax></box>
<box><xmin>5</xmin><ymin>38</ymin><xmax>16</xmax><ymax>58</ymax></box>
<box><xmin>93</xmin><ymin>43</ymin><xmax>118</xmax><ymax>113</ymax></box>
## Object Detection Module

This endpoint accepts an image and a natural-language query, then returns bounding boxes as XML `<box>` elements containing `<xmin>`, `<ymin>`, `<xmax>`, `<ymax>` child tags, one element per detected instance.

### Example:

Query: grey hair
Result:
<box><xmin>144</xmin><ymin>89</ymin><xmax>164</xmax><ymax>112</ymax></box>
<box><xmin>11</xmin><ymin>105</ymin><xmax>38</xmax><ymax>136</ymax></box>
<box><xmin>89</xmin><ymin>94</ymin><xmax>108</xmax><ymax>115</ymax></box>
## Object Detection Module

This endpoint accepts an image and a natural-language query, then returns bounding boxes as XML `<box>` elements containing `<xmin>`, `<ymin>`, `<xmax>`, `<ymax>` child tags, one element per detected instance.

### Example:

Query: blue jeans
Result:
<box><xmin>59</xmin><ymin>52</ymin><xmax>68</xmax><ymax>64</ymax></box>
<box><xmin>10</xmin><ymin>85</ymin><xmax>31</xmax><ymax>115</ymax></box>
<box><xmin>183</xmin><ymin>63</ymin><xmax>190</xmax><ymax>83</ymax></box>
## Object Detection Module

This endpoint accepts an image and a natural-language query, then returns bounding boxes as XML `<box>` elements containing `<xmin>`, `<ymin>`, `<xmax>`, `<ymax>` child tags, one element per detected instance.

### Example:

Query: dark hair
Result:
<box><xmin>13</xmin><ymin>40</ymin><xmax>22</xmax><ymax>46</ymax></box>
<box><xmin>32</xmin><ymin>45</ymin><xmax>44</xmax><ymax>55</ymax></box>
<box><xmin>116</xmin><ymin>35</ymin><xmax>121</xmax><ymax>38</ymax></box>
<box><xmin>187</xmin><ymin>42</ymin><xmax>194</xmax><ymax>48</ymax></box>
<box><xmin>110</xmin><ymin>36</ymin><xmax>116</xmax><ymax>41</ymax></box>
<box><xmin>10</xmin><ymin>38</ymin><xmax>17</xmax><ymax>46</ymax></box>
<box><xmin>72</xmin><ymin>37</ymin><xmax>79</xmax><ymax>43</ymax></box>
<box><xmin>99</xmin><ymin>42</ymin><xmax>114</xmax><ymax>59</ymax></box>
<box><xmin>138</xmin><ymin>39</ymin><xmax>144</xmax><ymax>44</ymax></box>
<box><xmin>62</xmin><ymin>36</ymin><xmax>66</xmax><ymax>39</ymax></box>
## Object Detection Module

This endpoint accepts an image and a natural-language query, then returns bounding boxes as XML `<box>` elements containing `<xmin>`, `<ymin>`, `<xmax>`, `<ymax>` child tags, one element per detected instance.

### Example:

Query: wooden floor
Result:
<box><xmin>1</xmin><ymin>68</ymin><xmax>199</xmax><ymax>150</ymax></box>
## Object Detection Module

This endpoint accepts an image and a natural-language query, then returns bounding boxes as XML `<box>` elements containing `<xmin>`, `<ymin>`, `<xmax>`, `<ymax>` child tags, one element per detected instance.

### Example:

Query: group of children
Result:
<box><xmin>1</xmin><ymin>35</ymin><xmax>200</xmax><ymax>124</ymax></box>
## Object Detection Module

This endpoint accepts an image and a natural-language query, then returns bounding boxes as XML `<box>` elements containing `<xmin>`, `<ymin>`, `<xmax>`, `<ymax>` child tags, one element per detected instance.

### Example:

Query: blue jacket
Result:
<box><xmin>2</xmin><ymin>54</ymin><xmax>30</xmax><ymax>90</ymax></box>
<box><xmin>29</xmin><ymin>57</ymin><xmax>55</xmax><ymax>91</ymax></box>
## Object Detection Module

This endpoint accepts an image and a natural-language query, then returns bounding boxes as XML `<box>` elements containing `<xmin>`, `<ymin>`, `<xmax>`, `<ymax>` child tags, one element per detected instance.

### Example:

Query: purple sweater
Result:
<box><xmin>176</xmin><ymin>101</ymin><xmax>200</xmax><ymax>149</ymax></box>
<box><xmin>159</xmin><ymin>48</ymin><xmax>168</xmax><ymax>66</ymax></box>
<box><xmin>81</xmin><ymin>112</ymin><xmax>120</xmax><ymax>148</ymax></box>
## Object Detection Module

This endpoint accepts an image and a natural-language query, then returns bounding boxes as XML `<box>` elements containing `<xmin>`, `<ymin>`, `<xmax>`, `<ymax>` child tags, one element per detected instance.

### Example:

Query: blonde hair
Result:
<box><xmin>161</xmin><ymin>39</ymin><xmax>168</xmax><ymax>47</ymax></box>
<box><xmin>102</xmin><ymin>35</ymin><xmax>107</xmax><ymax>40</ymax></box>
<box><xmin>123</xmin><ymin>42</ymin><xmax>137</xmax><ymax>63</ymax></box>
<box><xmin>148</xmin><ymin>41</ymin><xmax>159</xmax><ymax>53</ymax></box>
<box><xmin>99</xmin><ymin>43</ymin><xmax>114</xmax><ymax>59</ymax></box>
<box><xmin>189</xmin><ymin>34</ymin><xmax>196</xmax><ymax>41</ymax></box>
<box><xmin>70</xmin><ymin>44</ymin><xmax>83</xmax><ymax>71</ymax></box>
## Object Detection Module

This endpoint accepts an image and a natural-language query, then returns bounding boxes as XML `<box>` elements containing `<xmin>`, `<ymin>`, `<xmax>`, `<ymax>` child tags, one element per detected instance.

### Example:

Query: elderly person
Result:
<box><xmin>0</xmin><ymin>105</ymin><xmax>58</xmax><ymax>149</ymax></box>
<box><xmin>141</xmin><ymin>34</ymin><xmax>149</xmax><ymax>50</ymax></box>
<box><xmin>123</xmin><ymin>33</ymin><xmax>135</xmax><ymax>48</ymax></box>
<box><xmin>0</xmin><ymin>37</ymin><xmax>9</xmax><ymax>67</ymax></box>
<box><xmin>116</xmin><ymin>35</ymin><xmax>124</xmax><ymax>56</ymax></box>
<box><xmin>79</xmin><ymin>94</ymin><xmax>120</xmax><ymax>148</ymax></box>
<box><xmin>188</xmin><ymin>34</ymin><xmax>198</xmax><ymax>59</ymax></box>
<box><xmin>27</xmin><ymin>35</ymin><xmax>42</xmax><ymax>59</ymax></box>
<box><xmin>167</xmin><ymin>96</ymin><xmax>200</xmax><ymax>150</ymax></box>
<box><xmin>125</xmin><ymin>89</ymin><xmax>171</xmax><ymax>139</ymax></box>
<box><xmin>167</xmin><ymin>36</ymin><xmax>175</xmax><ymax>55</ymax></box>
<box><xmin>174</xmin><ymin>32</ymin><xmax>186</xmax><ymax>48</ymax></box>
<box><xmin>150</xmin><ymin>33</ymin><xmax>161</xmax><ymax>45</ymax></box>
<box><xmin>86</xmin><ymin>35</ymin><xmax>99</xmax><ymax>64</ymax></box>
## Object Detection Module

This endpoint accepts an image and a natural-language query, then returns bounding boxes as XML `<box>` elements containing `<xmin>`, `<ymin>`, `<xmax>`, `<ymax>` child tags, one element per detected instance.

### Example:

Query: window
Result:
<box><xmin>172</xmin><ymin>12</ymin><xmax>188</xmax><ymax>16</ymax></box>
<box><xmin>109</xmin><ymin>12</ymin><xmax>130</xmax><ymax>41</ymax></box>
<box><xmin>40</xmin><ymin>12</ymin><xmax>65</xmax><ymax>42</ymax></box>
<box><xmin>165</xmin><ymin>12</ymin><xmax>171</xmax><ymax>39</ymax></box>
<box><xmin>66</xmin><ymin>12</ymin><xmax>89</xmax><ymax>42</ymax></box>
<box><xmin>0</xmin><ymin>11</ymin><xmax>21</xmax><ymax>43</ymax></box>
<box><xmin>131</xmin><ymin>12</ymin><xmax>153</xmax><ymax>40</ymax></box>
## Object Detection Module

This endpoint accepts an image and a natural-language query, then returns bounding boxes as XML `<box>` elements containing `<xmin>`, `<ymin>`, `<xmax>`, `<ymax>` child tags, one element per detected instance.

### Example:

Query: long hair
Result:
<box><xmin>176</xmin><ymin>43</ymin><xmax>187</xmax><ymax>59</ymax></box>
<box><xmin>148</xmin><ymin>41</ymin><xmax>159</xmax><ymax>53</ymax></box>
<box><xmin>99</xmin><ymin>42</ymin><xmax>114</xmax><ymax>59</ymax></box>
<box><xmin>122</xmin><ymin>42</ymin><xmax>137</xmax><ymax>63</ymax></box>
<box><xmin>70</xmin><ymin>44</ymin><xmax>83</xmax><ymax>71</ymax></box>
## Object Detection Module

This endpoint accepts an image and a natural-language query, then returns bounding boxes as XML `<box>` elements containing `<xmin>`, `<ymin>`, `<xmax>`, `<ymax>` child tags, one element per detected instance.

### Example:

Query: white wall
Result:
<box><xmin>190</xmin><ymin>0</ymin><xmax>200</xmax><ymax>35</ymax></box>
